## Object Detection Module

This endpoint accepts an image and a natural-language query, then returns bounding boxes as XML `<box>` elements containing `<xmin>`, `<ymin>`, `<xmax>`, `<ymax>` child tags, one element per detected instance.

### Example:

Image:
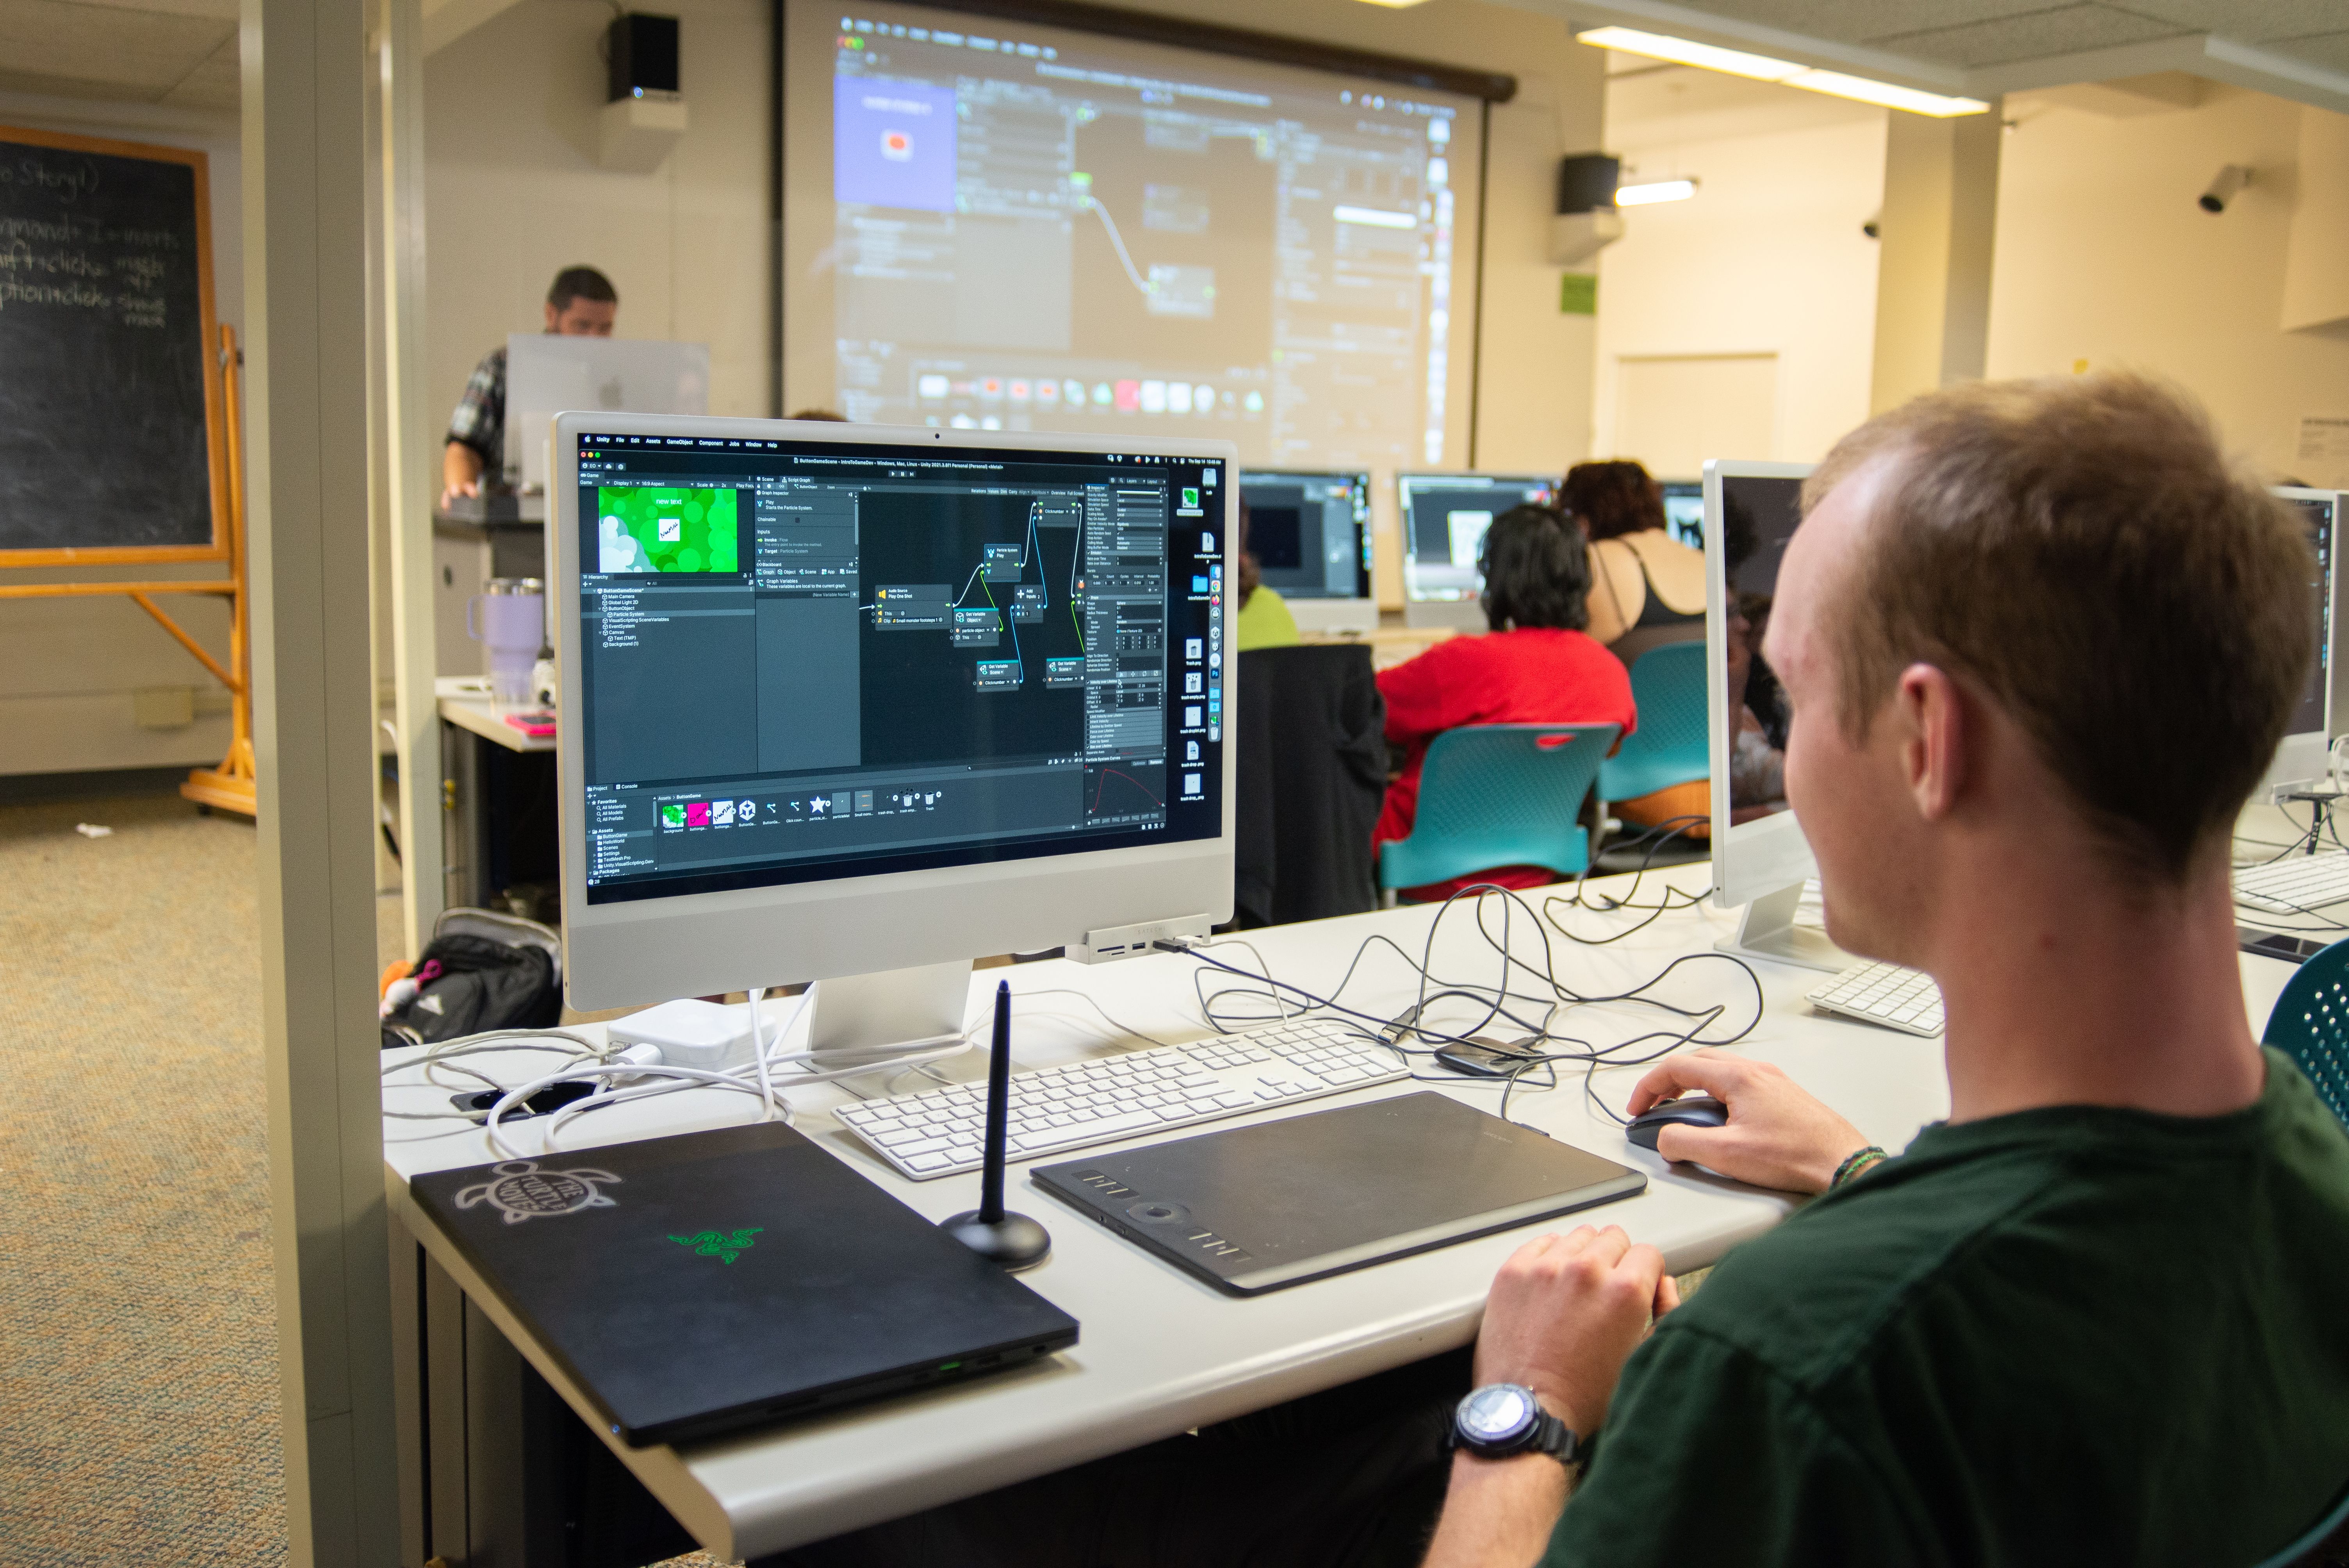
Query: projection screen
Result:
<box><xmin>781</xmin><ymin>1</ymin><xmax>1488</xmax><ymax>470</ymax></box>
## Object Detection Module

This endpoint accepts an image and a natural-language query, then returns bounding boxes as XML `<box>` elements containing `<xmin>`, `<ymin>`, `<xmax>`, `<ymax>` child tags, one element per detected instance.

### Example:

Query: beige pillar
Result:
<box><xmin>242</xmin><ymin>0</ymin><xmax>403</xmax><ymax>1561</ymax></box>
<box><xmin>1870</xmin><ymin>104</ymin><xmax>2003</xmax><ymax>414</ymax></box>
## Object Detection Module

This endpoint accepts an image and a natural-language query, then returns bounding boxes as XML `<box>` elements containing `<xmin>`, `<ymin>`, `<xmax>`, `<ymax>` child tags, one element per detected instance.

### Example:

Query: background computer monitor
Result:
<box><xmin>1395</xmin><ymin>472</ymin><xmax>1558</xmax><ymax>631</ymax></box>
<box><xmin>1704</xmin><ymin>460</ymin><xmax>1837</xmax><ymax>968</ymax></box>
<box><xmin>1239</xmin><ymin>469</ymin><xmax>1374</xmax><ymax>633</ymax></box>
<box><xmin>1660</xmin><ymin>481</ymin><xmax>1704</xmax><ymax>549</ymax></box>
<box><xmin>552</xmin><ymin>413</ymin><xmax>1238</xmax><ymax>1050</ymax></box>
<box><xmin>2259</xmin><ymin>487</ymin><xmax>2345</xmax><ymax>795</ymax></box>
<box><xmin>507</xmin><ymin>336</ymin><xmax>711</xmax><ymax>492</ymax></box>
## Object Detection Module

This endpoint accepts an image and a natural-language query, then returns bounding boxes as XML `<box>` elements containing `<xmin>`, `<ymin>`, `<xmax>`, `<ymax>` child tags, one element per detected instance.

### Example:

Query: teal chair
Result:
<box><xmin>1378</xmin><ymin>723</ymin><xmax>1619</xmax><ymax>903</ymax></box>
<box><xmin>1597</xmin><ymin>642</ymin><xmax>1710</xmax><ymax>805</ymax></box>
<box><xmin>2260</xmin><ymin>939</ymin><xmax>2349</xmax><ymax>1128</ymax></box>
<box><xmin>2248</xmin><ymin>943</ymin><xmax>2349</xmax><ymax>1568</ymax></box>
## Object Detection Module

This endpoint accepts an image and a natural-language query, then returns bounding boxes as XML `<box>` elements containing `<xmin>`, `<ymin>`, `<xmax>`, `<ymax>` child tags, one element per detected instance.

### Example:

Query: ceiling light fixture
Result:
<box><xmin>1578</xmin><ymin>26</ymin><xmax>1989</xmax><ymax>117</ymax></box>
<box><xmin>1616</xmin><ymin>177</ymin><xmax>1698</xmax><ymax>205</ymax></box>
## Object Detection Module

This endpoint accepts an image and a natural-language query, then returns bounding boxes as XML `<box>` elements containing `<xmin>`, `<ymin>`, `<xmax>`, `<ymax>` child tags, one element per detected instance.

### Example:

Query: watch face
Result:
<box><xmin>1460</xmin><ymin>1384</ymin><xmax>1536</xmax><ymax>1443</ymax></box>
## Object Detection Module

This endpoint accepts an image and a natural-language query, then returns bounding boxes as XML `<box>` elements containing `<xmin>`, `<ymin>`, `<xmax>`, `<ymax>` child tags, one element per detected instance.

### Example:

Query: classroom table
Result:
<box><xmin>380</xmin><ymin>862</ymin><xmax>2298</xmax><ymax>1564</ymax></box>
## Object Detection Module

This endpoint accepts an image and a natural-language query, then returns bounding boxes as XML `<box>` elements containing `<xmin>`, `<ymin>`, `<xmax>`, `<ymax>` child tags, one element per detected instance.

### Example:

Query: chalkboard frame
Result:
<box><xmin>0</xmin><ymin>124</ymin><xmax>228</xmax><ymax>568</ymax></box>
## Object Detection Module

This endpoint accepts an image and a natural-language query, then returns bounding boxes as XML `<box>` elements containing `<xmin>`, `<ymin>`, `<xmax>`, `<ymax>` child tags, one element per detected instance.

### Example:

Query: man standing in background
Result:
<box><xmin>440</xmin><ymin>265</ymin><xmax>618</xmax><ymax>504</ymax></box>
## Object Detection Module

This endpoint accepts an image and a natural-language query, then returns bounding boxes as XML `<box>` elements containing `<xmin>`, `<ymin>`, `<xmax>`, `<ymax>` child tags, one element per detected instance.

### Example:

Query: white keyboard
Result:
<box><xmin>1807</xmin><ymin>960</ymin><xmax>1945</xmax><ymax>1037</ymax></box>
<box><xmin>834</xmin><ymin>1018</ymin><xmax>1404</xmax><ymax>1180</ymax></box>
<box><xmin>2234</xmin><ymin>852</ymin><xmax>2349</xmax><ymax>915</ymax></box>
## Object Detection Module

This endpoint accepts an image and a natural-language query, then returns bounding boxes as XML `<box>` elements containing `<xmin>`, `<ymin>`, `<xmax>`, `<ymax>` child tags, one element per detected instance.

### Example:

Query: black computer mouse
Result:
<box><xmin>1625</xmin><ymin>1095</ymin><xmax>1729</xmax><ymax>1150</ymax></box>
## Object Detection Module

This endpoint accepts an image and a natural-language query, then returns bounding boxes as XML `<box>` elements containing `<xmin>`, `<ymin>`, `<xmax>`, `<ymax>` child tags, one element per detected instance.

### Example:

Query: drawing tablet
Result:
<box><xmin>1031</xmin><ymin>1092</ymin><xmax>1645</xmax><ymax>1295</ymax></box>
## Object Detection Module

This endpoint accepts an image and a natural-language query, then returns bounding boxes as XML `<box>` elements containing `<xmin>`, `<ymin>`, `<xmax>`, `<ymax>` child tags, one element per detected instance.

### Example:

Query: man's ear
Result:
<box><xmin>1896</xmin><ymin>663</ymin><xmax>1966</xmax><ymax>821</ymax></box>
<box><xmin>542</xmin><ymin>301</ymin><xmax>560</xmax><ymax>331</ymax></box>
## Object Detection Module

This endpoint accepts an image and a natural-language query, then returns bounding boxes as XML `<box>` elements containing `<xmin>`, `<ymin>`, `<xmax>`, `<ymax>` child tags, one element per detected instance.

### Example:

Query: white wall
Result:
<box><xmin>1987</xmin><ymin>86</ymin><xmax>2349</xmax><ymax>486</ymax></box>
<box><xmin>423</xmin><ymin>0</ymin><xmax>774</xmax><ymax>426</ymax></box>
<box><xmin>1590</xmin><ymin>66</ymin><xmax>1886</xmax><ymax>470</ymax></box>
<box><xmin>0</xmin><ymin>93</ymin><xmax>244</xmax><ymax>777</ymax></box>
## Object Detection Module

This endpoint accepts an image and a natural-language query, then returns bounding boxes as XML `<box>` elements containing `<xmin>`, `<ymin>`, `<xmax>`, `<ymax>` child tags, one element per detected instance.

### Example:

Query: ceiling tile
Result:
<box><xmin>0</xmin><ymin>0</ymin><xmax>234</xmax><ymax>95</ymax></box>
<box><xmin>2264</xmin><ymin>27</ymin><xmax>2349</xmax><ymax>65</ymax></box>
<box><xmin>1869</xmin><ymin>4</ymin><xmax>2190</xmax><ymax>65</ymax></box>
<box><xmin>2110</xmin><ymin>0</ymin><xmax>2349</xmax><ymax>41</ymax></box>
<box><xmin>1661</xmin><ymin>0</ymin><xmax>2058</xmax><ymax>46</ymax></box>
<box><xmin>158</xmin><ymin>32</ymin><xmax>236</xmax><ymax>113</ymax></box>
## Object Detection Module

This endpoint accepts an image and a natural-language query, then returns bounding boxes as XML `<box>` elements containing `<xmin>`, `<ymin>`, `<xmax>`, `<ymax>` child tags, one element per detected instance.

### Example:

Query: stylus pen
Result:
<box><xmin>979</xmin><ymin>980</ymin><xmax>1012</xmax><ymax>1224</ymax></box>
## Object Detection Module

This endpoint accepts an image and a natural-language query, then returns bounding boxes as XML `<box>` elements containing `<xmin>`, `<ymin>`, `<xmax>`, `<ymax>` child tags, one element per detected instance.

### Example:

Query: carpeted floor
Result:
<box><xmin>0</xmin><ymin>793</ymin><xmax>732</xmax><ymax>1568</ymax></box>
<box><xmin>0</xmin><ymin>793</ymin><xmax>284</xmax><ymax>1564</ymax></box>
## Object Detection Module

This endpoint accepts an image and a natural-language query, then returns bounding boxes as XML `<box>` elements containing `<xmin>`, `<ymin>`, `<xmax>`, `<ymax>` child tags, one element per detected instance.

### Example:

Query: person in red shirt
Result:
<box><xmin>1376</xmin><ymin>504</ymin><xmax>1638</xmax><ymax>900</ymax></box>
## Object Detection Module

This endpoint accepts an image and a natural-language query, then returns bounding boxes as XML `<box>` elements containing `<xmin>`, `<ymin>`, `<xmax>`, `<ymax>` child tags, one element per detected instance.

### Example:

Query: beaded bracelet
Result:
<box><xmin>1830</xmin><ymin>1146</ymin><xmax>1888</xmax><ymax>1188</ymax></box>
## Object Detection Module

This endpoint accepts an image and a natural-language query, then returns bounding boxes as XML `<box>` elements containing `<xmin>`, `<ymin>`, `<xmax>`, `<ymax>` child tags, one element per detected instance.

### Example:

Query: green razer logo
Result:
<box><xmin>668</xmin><ymin>1227</ymin><xmax>762</xmax><ymax>1264</ymax></box>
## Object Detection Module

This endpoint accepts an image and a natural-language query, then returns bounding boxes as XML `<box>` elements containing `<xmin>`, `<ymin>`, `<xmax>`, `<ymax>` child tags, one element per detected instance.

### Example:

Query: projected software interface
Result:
<box><xmin>810</xmin><ymin>3</ymin><xmax>1467</xmax><ymax>467</ymax></box>
<box><xmin>1239</xmin><ymin>470</ymin><xmax>1371</xmax><ymax>600</ymax></box>
<box><xmin>573</xmin><ymin>433</ymin><xmax>1226</xmax><ymax>903</ymax></box>
<box><xmin>1397</xmin><ymin>474</ymin><xmax>1557</xmax><ymax>602</ymax></box>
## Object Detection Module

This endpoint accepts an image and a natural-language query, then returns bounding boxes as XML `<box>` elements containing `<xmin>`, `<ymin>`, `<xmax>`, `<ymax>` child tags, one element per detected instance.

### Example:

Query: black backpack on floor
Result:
<box><xmin>381</xmin><ymin>908</ymin><xmax>563</xmax><ymax>1048</ymax></box>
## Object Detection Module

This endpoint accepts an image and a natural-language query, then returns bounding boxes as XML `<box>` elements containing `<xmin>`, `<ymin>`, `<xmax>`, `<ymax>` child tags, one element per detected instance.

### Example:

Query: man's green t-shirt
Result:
<box><xmin>1546</xmin><ymin>1049</ymin><xmax>2349</xmax><ymax>1566</ymax></box>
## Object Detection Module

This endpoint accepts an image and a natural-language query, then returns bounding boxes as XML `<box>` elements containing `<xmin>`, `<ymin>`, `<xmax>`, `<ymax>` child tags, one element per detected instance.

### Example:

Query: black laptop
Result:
<box><xmin>408</xmin><ymin>1121</ymin><xmax>1078</xmax><ymax>1447</ymax></box>
<box><xmin>1033</xmin><ymin>1092</ymin><xmax>1645</xmax><ymax>1295</ymax></box>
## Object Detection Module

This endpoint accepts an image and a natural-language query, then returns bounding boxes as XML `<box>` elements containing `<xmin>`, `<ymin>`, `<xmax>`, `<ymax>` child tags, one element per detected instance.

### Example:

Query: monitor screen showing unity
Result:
<box><xmin>568</xmin><ymin>428</ymin><xmax>1228</xmax><ymax>911</ymax></box>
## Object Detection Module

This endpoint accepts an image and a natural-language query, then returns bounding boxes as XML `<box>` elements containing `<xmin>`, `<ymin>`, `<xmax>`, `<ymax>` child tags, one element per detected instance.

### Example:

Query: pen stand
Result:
<box><xmin>942</xmin><ymin>980</ymin><xmax>1051</xmax><ymax>1271</ymax></box>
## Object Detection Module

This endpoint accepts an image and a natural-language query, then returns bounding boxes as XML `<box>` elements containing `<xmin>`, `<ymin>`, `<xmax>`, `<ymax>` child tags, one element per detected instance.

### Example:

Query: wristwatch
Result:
<box><xmin>1450</xmin><ymin>1383</ymin><xmax>1586</xmax><ymax>1466</ymax></box>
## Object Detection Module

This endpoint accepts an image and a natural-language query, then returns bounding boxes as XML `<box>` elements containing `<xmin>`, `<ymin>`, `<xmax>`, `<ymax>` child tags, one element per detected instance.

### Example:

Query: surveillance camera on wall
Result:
<box><xmin>2199</xmin><ymin>165</ymin><xmax>2252</xmax><ymax>214</ymax></box>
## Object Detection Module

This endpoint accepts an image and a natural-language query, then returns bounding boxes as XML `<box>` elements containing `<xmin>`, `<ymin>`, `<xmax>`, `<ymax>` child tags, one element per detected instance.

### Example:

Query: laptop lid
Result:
<box><xmin>409</xmin><ymin>1121</ymin><xmax>1078</xmax><ymax>1446</ymax></box>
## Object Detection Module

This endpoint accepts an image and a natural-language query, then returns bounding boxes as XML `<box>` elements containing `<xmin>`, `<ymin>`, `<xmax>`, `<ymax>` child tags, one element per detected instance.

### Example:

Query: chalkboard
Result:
<box><xmin>0</xmin><ymin>125</ymin><xmax>224</xmax><ymax>565</ymax></box>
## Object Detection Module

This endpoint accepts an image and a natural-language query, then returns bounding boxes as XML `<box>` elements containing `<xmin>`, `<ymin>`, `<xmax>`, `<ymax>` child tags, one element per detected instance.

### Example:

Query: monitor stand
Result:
<box><xmin>1713</xmin><ymin>882</ymin><xmax>1851</xmax><ymax>974</ymax></box>
<box><xmin>804</xmin><ymin>959</ymin><xmax>974</xmax><ymax>1066</ymax></box>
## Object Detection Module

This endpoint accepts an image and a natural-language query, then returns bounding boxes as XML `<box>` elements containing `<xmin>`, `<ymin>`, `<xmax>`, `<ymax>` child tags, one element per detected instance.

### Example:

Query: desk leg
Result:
<box><xmin>440</xmin><ymin>721</ymin><xmax>487</xmax><ymax>911</ymax></box>
<box><xmin>415</xmin><ymin>1243</ymin><xmax>697</xmax><ymax>1568</ymax></box>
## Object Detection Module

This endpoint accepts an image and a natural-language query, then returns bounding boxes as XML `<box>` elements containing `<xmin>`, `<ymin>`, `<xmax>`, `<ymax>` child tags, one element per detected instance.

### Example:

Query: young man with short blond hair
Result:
<box><xmin>1427</xmin><ymin>373</ymin><xmax>2349</xmax><ymax>1567</ymax></box>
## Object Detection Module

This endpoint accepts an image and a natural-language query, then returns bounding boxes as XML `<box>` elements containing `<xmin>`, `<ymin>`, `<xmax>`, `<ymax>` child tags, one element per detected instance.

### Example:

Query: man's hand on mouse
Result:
<box><xmin>1474</xmin><ymin>1224</ymin><xmax>1678</xmax><ymax>1438</ymax></box>
<box><xmin>1629</xmin><ymin>1050</ymin><xmax>1870</xmax><ymax>1194</ymax></box>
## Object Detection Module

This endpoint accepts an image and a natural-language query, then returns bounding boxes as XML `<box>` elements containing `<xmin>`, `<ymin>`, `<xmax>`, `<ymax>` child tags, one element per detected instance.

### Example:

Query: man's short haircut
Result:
<box><xmin>548</xmin><ymin>266</ymin><xmax>618</xmax><ymax>312</ymax></box>
<box><xmin>1562</xmin><ymin>460</ymin><xmax>1666</xmax><ymax>542</ymax></box>
<box><xmin>1807</xmin><ymin>372</ymin><xmax>2313</xmax><ymax>884</ymax></box>
<box><xmin>1479</xmin><ymin>504</ymin><xmax>1592</xmax><ymax>633</ymax></box>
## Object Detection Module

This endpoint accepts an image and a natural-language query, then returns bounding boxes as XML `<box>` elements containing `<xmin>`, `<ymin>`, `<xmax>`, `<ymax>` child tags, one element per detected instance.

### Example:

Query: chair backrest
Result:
<box><xmin>1598</xmin><ymin>641</ymin><xmax>1710</xmax><ymax>804</ymax></box>
<box><xmin>1379</xmin><ymin>722</ymin><xmax>1618</xmax><ymax>892</ymax></box>
<box><xmin>2259</xmin><ymin>938</ymin><xmax>2349</xmax><ymax>1128</ymax></box>
<box><xmin>1232</xmin><ymin>644</ymin><xmax>1385</xmax><ymax>928</ymax></box>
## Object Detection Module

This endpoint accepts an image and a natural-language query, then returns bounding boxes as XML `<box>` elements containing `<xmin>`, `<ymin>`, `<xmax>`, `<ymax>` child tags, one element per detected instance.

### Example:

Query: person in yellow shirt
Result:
<box><xmin>1234</xmin><ymin>498</ymin><xmax>1300</xmax><ymax>652</ymax></box>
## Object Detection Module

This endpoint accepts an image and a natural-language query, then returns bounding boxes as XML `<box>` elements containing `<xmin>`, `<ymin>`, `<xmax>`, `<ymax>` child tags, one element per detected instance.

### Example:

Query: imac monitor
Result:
<box><xmin>553</xmin><ymin>414</ymin><xmax>1238</xmax><ymax>1044</ymax></box>
<box><xmin>1706</xmin><ymin>471</ymin><xmax>2348</xmax><ymax>968</ymax></box>
<box><xmin>1660</xmin><ymin>482</ymin><xmax>1704</xmax><ymax>549</ymax></box>
<box><xmin>506</xmin><ymin>337</ymin><xmax>711</xmax><ymax>493</ymax></box>
<box><xmin>1704</xmin><ymin>461</ymin><xmax>1832</xmax><ymax>968</ymax></box>
<box><xmin>1396</xmin><ymin>473</ymin><xmax>1558</xmax><ymax>631</ymax></box>
<box><xmin>2258</xmin><ymin>488</ymin><xmax>2344</xmax><ymax>796</ymax></box>
<box><xmin>1238</xmin><ymin>469</ymin><xmax>1374</xmax><ymax>634</ymax></box>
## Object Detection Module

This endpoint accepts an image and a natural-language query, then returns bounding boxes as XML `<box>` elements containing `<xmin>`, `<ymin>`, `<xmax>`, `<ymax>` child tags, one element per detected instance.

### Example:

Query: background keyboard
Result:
<box><xmin>1807</xmin><ymin>960</ymin><xmax>1945</xmax><ymax>1036</ymax></box>
<box><xmin>835</xmin><ymin>1018</ymin><xmax>1404</xmax><ymax>1180</ymax></box>
<box><xmin>2234</xmin><ymin>852</ymin><xmax>2349</xmax><ymax>915</ymax></box>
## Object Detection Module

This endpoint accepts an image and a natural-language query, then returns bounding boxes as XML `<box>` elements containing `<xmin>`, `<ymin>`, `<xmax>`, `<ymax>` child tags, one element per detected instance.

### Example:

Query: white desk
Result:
<box><xmin>381</xmin><ymin>865</ymin><xmax>2297</xmax><ymax>1562</ymax></box>
<box><xmin>436</xmin><ymin>675</ymin><xmax>553</xmax><ymax>755</ymax></box>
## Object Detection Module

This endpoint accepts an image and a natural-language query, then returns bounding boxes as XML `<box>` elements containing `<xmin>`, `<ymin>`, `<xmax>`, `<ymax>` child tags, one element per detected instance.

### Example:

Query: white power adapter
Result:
<box><xmin>606</xmin><ymin>998</ymin><xmax>753</xmax><ymax>1071</ymax></box>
